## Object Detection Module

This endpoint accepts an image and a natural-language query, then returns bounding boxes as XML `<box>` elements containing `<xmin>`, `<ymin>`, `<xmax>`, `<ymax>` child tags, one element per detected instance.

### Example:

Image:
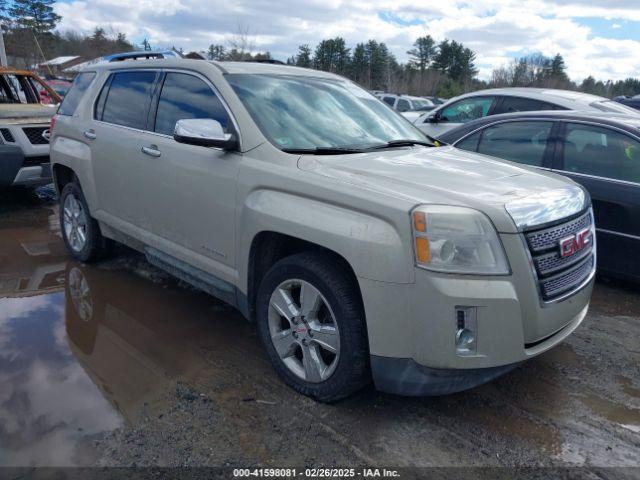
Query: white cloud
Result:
<box><xmin>54</xmin><ymin>0</ymin><xmax>640</xmax><ymax>81</ymax></box>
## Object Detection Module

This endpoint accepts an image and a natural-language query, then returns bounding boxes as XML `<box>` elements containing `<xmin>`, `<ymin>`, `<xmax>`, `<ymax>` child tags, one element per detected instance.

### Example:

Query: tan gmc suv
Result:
<box><xmin>50</xmin><ymin>59</ymin><xmax>595</xmax><ymax>402</ymax></box>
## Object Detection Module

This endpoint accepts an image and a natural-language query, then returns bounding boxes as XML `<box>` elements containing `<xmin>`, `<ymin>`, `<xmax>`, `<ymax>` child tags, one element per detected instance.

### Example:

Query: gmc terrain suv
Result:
<box><xmin>0</xmin><ymin>67</ymin><xmax>60</xmax><ymax>189</ymax></box>
<box><xmin>50</xmin><ymin>59</ymin><xmax>595</xmax><ymax>401</ymax></box>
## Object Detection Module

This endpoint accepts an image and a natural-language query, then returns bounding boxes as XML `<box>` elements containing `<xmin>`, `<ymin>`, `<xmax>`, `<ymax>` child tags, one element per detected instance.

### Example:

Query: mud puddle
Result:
<box><xmin>2</xmin><ymin>196</ymin><xmax>640</xmax><ymax>470</ymax></box>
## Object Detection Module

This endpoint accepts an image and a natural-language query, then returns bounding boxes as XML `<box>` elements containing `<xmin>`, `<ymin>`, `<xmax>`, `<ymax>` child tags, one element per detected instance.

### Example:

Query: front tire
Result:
<box><xmin>256</xmin><ymin>252</ymin><xmax>370</xmax><ymax>402</ymax></box>
<box><xmin>59</xmin><ymin>181</ymin><xmax>111</xmax><ymax>262</ymax></box>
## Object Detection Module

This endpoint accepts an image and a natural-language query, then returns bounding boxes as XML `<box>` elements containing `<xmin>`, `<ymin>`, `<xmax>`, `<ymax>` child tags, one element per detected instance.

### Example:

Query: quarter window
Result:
<box><xmin>100</xmin><ymin>71</ymin><xmax>157</xmax><ymax>130</ymax></box>
<box><xmin>382</xmin><ymin>96</ymin><xmax>396</xmax><ymax>106</ymax></box>
<box><xmin>154</xmin><ymin>73</ymin><xmax>229</xmax><ymax>136</ymax></box>
<box><xmin>562</xmin><ymin>123</ymin><xmax>640</xmax><ymax>183</ymax></box>
<box><xmin>439</xmin><ymin>97</ymin><xmax>494</xmax><ymax>123</ymax></box>
<box><xmin>455</xmin><ymin>132</ymin><xmax>481</xmax><ymax>152</ymax></box>
<box><xmin>493</xmin><ymin>96</ymin><xmax>565</xmax><ymax>114</ymax></box>
<box><xmin>58</xmin><ymin>72</ymin><xmax>96</xmax><ymax>116</ymax></box>
<box><xmin>476</xmin><ymin>121</ymin><xmax>553</xmax><ymax>167</ymax></box>
<box><xmin>396</xmin><ymin>98</ymin><xmax>411</xmax><ymax>112</ymax></box>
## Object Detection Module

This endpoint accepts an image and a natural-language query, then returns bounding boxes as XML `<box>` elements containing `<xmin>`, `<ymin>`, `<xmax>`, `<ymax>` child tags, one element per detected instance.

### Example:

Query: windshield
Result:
<box><xmin>411</xmin><ymin>99</ymin><xmax>433</xmax><ymax>109</ymax></box>
<box><xmin>226</xmin><ymin>74</ymin><xmax>427</xmax><ymax>150</ymax></box>
<box><xmin>591</xmin><ymin>100</ymin><xmax>640</xmax><ymax>116</ymax></box>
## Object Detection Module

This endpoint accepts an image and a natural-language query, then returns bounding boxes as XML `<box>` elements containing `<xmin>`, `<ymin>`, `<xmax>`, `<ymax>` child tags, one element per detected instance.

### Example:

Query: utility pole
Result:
<box><xmin>0</xmin><ymin>27</ymin><xmax>7</xmax><ymax>67</ymax></box>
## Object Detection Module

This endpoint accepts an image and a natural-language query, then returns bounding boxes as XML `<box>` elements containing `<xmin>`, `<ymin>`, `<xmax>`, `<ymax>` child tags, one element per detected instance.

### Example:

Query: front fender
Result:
<box><xmin>238</xmin><ymin>189</ymin><xmax>414</xmax><ymax>293</ymax></box>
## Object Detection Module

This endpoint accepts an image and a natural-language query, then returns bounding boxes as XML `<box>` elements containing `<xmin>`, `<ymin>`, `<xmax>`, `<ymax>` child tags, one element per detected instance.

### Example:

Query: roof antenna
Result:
<box><xmin>33</xmin><ymin>32</ymin><xmax>53</xmax><ymax>77</ymax></box>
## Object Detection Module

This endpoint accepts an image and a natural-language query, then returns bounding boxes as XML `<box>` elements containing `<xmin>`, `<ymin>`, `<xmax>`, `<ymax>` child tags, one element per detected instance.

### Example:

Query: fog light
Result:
<box><xmin>455</xmin><ymin>307</ymin><xmax>477</xmax><ymax>356</ymax></box>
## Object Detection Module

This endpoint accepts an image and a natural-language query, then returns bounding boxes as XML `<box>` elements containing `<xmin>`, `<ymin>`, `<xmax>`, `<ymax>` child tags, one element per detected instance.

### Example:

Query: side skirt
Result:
<box><xmin>144</xmin><ymin>246</ymin><xmax>250</xmax><ymax>320</ymax></box>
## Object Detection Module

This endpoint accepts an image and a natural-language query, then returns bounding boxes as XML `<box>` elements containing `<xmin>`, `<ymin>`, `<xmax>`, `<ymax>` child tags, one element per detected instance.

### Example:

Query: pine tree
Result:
<box><xmin>407</xmin><ymin>36</ymin><xmax>436</xmax><ymax>72</ymax></box>
<box><xmin>295</xmin><ymin>44</ymin><xmax>312</xmax><ymax>68</ymax></box>
<box><xmin>9</xmin><ymin>0</ymin><xmax>60</xmax><ymax>34</ymax></box>
<box><xmin>207</xmin><ymin>44</ymin><xmax>225</xmax><ymax>61</ymax></box>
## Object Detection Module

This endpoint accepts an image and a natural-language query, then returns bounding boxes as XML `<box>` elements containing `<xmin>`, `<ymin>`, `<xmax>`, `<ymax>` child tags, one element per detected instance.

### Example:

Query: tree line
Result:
<box><xmin>0</xmin><ymin>0</ymin><xmax>135</xmax><ymax>70</ymax></box>
<box><xmin>1</xmin><ymin>0</ymin><xmax>639</xmax><ymax>98</ymax></box>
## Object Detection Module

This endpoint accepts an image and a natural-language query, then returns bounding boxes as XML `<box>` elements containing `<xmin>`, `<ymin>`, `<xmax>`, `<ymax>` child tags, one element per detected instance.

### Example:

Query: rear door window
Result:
<box><xmin>99</xmin><ymin>71</ymin><xmax>157</xmax><ymax>129</ymax></box>
<box><xmin>58</xmin><ymin>72</ymin><xmax>96</xmax><ymax>116</ymax></box>
<box><xmin>476</xmin><ymin>121</ymin><xmax>553</xmax><ymax>167</ymax></box>
<box><xmin>562</xmin><ymin>123</ymin><xmax>640</xmax><ymax>183</ymax></box>
<box><xmin>153</xmin><ymin>73</ymin><xmax>229</xmax><ymax>136</ymax></box>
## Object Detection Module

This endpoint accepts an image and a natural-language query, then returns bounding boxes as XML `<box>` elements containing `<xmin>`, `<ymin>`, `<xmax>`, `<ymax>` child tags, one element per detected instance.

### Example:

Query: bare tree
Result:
<box><xmin>227</xmin><ymin>21</ymin><xmax>255</xmax><ymax>61</ymax></box>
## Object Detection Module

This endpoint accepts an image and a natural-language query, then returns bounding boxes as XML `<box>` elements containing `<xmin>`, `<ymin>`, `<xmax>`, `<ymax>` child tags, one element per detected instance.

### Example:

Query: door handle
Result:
<box><xmin>84</xmin><ymin>129</ymin><xmax>97</xmax><ymax>140</ymax></box>
<box><xmin>141</xmin><ymin>145</ymin><xmax>162</xmax><ymax>157</ymax></box>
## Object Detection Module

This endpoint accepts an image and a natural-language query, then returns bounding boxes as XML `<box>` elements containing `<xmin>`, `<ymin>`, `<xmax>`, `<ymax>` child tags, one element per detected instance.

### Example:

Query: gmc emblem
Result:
<box><xmin>559</xmin><ymin>228</ymin><xmax>592</xmax><ymax>258</ymax></box>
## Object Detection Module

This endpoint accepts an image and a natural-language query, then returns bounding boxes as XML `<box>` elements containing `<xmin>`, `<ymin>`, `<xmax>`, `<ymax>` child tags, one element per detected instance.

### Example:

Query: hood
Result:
<box><xmin>0</xmin><ymin>104</ymin><xmax>57</xmax><ymax>122</ymax></box>
<box><xmin>298</xmin><ymin>146</ymin><xmax>587</xmax><ymax>233</ymax></box>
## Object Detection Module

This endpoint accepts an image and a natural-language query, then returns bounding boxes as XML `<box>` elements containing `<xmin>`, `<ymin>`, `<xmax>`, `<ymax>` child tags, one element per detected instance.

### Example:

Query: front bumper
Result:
<box><xmin>359</xmin><ymin>231</ymin><xmax>594</xmax><ymax>395</ymax></box>
<box><xmin>0</xmin><ymin>145</ymin><xmax>51</xmax><ymax>187</ymax></box>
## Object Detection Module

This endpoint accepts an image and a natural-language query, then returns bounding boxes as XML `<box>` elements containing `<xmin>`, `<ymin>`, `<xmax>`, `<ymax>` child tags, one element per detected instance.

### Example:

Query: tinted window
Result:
<box><xmin>493</xmin><ymin>96</ymin><xmax>564</xmax><ymax>114</ymax></box>
<box><xmin>563</xmin><ymin>123</ymin><xmax>640</xmax><ymax>183</ymax></box>
<box><xmin>154</xmin><ymin>73</ymin><xmax>229</xmax><ymax>136</ymax></box>
<box><xmin>439</xmin><ymin>97</ymin><xmax>494</xmax><ymax>123</ymax></box>
<box><xmin>396</xmin><ymin>99</ymin><xmax>411</xmax><ymax>112</ymax></box>
<box><xmin>476</xmin><ymin>121</ymin><xmax>553</xmax><ymax>167</ymax></box>
<box><xmin>383</xmin><ymin>96</ymin><xmax>395</xmax><ymax>106</ymax></box>
<box><xmin>101</xmin><ymin>71</ymin><xmax>156</xmax><ymax>129</ymax></box>
<box><xmin>455</xmin><ymin>131</ymin><xmax>481</xmax><ymax>152</ymax></box>
<box><xmin>58</xmin><ymin>72</ymin><xmax>96</xmax><ymax>116</ymax></box>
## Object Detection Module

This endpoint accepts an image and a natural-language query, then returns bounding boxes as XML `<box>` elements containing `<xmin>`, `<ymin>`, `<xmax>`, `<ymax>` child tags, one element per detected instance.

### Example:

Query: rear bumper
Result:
<box><xmin>0</xmin><ymin>145</ymin><xmax>51</xmax><ymax>187</ymax></box>
<box><xmin>371</xmin><ymin>356</ymin><xmax>521</xmax><ymax>396</ymax></box>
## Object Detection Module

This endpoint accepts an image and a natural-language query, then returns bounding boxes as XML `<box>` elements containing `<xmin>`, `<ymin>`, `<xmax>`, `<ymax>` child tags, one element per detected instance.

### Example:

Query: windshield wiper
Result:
<box><xmin>282</xmin><ymin>146</ymin><xmax>366</xmax><ymax>155</ymax></box>
<box><xmin>369</xmin><ymin>139</ymin><xmax>436</xmax><ymax>150</ymax></box>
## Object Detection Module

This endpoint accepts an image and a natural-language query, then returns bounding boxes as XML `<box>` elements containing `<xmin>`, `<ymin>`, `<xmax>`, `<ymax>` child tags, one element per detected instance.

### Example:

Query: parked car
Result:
<box><xmin>437</xmin><ymin>110</ymin><xmax>640</xmax><ymax>282</ymax></box>
<box><xmin>614</xmin><ymin>95</ymin><xmax>640</xmax><ymax>112</ymax></box>
<box><xmin>424</xmin><ymin>96</ymin><xmax>446</xmax><ymax>105</ymax></box>
<box><xmin>39</xmin><ymin>78</ymin><xmax>73</xmax><ymax>104</ymax></box>
<box><xmin>50</xmin><ymin>59</ymin><xmax>594</xmax><ymax>401</ymax></box>
<box><xmin>378</xmin><ymin>93</ymin><xmax>434</xmax><ymax>112</ymax></box>
<box><xmin>0</xmin><ymin>67</ymin><xmax>61</xmax><ymax>189</ymax></box>
<box><xmin>414</xmin><ymin>87</ymin><xmax>640</xmax><ymax>138</ymax></box>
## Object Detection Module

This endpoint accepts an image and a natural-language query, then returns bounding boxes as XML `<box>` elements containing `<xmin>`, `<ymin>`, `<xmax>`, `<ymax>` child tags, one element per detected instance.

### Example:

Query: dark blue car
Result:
<box><xmin>437</xmin><ymin>111</ymin><xmax>640</xmax><ymax>282</ymax></box>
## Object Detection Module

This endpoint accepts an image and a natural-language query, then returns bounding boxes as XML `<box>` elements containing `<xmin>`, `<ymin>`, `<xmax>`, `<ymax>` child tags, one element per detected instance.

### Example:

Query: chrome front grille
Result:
<box><xmin>524</xmin><ymin>210</ymin><xmax>595</xmax><ymax>302</ymax></box>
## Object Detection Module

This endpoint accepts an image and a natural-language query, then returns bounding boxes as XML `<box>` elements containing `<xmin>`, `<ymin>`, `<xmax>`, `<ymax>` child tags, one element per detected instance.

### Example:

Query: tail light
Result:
<box><xmin>50</xmin><ymin>114</ymin><xmax>59</xmax><ymax>134</ymax></box>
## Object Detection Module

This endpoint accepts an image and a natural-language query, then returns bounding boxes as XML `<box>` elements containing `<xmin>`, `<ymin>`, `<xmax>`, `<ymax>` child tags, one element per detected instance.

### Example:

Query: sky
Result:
<box><xmin>54</xmin><ymin>0</ymin><xmax>640</xmax><ymax>82</ymax></box>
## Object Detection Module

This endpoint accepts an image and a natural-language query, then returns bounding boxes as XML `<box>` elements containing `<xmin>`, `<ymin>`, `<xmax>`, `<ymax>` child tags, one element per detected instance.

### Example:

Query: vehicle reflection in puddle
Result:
<box><xmin>0</xmin><ymin>204</ymin><xmax>259</xmax><ymax>466</ymax></box>
<box><xmin>0</xmin><ymin>206</ymin><xmax>123</xmax><ymax>466</ymax></box>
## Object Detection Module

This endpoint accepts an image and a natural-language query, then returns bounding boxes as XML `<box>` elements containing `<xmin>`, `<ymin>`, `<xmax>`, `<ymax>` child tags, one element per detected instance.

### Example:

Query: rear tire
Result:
<box><xmin>59</xmin><ymin>181</ymin><xmax>112</xmax><ymax>262</ymax></box>
<box><xmin>256</xmin><ymin>252</ymin><xmax>370</xmax><ymax>402</ymax></box>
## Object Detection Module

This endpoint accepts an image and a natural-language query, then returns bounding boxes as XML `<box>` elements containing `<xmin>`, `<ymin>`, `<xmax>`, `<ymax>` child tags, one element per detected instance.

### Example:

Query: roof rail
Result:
<box><xmin>245</xmin><ymin>59</ymin><xmax>285</xmax><ymax>65</ymax></box>
<box><xmin>104</xmin><ymin>50</ymin><xmax>183</xmax><ymax>62</ymax></box>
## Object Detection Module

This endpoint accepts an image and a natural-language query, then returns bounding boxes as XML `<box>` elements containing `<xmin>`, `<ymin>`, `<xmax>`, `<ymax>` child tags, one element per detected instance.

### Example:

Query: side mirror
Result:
<box><xmin>427</xmin><ymin>112</ymin><xmax>440</xmax><ymax>123</ymax></box>
<box><xmin>174</xmin><ymin>119</ymin><xmax>238</xmax><ymax>150</ymax></box>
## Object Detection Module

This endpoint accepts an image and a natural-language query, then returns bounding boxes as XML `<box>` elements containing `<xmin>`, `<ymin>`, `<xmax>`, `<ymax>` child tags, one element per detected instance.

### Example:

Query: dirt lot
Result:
<box><xmin>1</xmin><ymin>189</ymin><xmax>639</xmax><ymax>476</ymax></box>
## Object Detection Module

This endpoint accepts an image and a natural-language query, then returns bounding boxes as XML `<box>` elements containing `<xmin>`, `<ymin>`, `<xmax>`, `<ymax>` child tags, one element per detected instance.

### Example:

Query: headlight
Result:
<box><xmin>411</xmin><ymin>205</ymin><xmax>510</xmax><ymax>275</ymax></box>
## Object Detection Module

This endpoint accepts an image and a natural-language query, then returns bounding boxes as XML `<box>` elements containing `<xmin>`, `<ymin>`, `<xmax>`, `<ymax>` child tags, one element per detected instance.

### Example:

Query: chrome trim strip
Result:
<box><xmin>596</xmin><ymin>228</ymin><xmax>640</xmax><ymax>241</ymax></box>
<box><xmin>452</xmin><ymin>116</ymin><xmax>640</xmax><ymax>148</ymax></box>
<box><xmin>558</xmin><ymin>169</ymin><xmax>640</xmax><ymax>188</ymax></box>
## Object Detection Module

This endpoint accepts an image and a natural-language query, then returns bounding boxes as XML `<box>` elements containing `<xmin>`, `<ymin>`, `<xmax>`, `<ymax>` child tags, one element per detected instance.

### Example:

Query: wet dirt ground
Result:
<box><xmin>1</xmin><ymin>189</ymin><xmax>639</xmax><ymax>475</ymax></box>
